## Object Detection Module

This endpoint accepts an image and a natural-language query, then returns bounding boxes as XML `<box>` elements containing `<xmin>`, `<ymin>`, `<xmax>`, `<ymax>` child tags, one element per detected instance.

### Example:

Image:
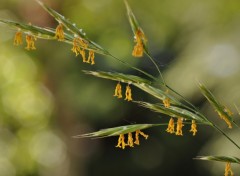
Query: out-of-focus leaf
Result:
<box><xmin>73</xmin><ymin>124</ymin><xmax>158</xmax><ymax>138</ymax></box>
<box><xmin>195</xmin><ymin>156</ymin><xmax>240</xmax><ymax>164</ymax></box>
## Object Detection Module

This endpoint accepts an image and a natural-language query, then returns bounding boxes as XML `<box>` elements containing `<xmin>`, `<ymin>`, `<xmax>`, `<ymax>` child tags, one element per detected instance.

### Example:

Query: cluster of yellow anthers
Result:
<box><xmin>116</xmin><ymin>130</ymin><xmax>148</xmax><ymax>149</ymax></box>
<box><xmin>113</xmin><ymin>82</ymin><xmax>133</xmax><ymax>101</ymax></box>
<box><xmin>163</xmin><ymin>94</ymin><xmax>197</xmax><ymax>136</ymax></box>
<box><xmin>225</xmin><ymin>162</ymin><xmax>234</xmax><ymax>176</ymax></box>
<box><xmin>55</xmin><ymin>23</ymin><xmax>95</xmax><ymax>65</ymax></box>
<box><xmin>14</xmin><ymin>30</ymin><xmax>36</xmax><ymax>50</ymax></box>
<box><xmin>216</xmin><ymin>107</ymin><xmax>233</xmax><ymax>129</ymax></box>
<box><xmin>132</xmin><ymin>28</ymin><xmax>147</xmax><ymax>57</ymax></box>
<box><xmin>166</xmin><ymin>118</ymin><xmax>197</xmax><ymax>136</ymax></box>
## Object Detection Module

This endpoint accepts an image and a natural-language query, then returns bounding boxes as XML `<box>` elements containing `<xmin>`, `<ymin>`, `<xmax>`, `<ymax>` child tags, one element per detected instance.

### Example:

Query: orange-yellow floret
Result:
<box><xmin>217</xmin><ymin>112</ymin><xmax>232</xmax><ymax>129</ymax></box>
<box><xmin>113</xmin><ymin>82</ymin><xmax>123</xmax><ymax>98</ymax></box>
<box><xmin>55</xmin><ymin>23</ymin><xmax>64</xmax><ymax>41</ymax></box>
<box><xmin>71</xmin><ymin>37</ymin><xmax>95</xmax><ymax>64</ymax></box>
<box><xmin>134</xmin><ymin>130</ymin><xmax>148</xmax><ymax>145</ymax></box>
<box><xmin>175</xmin><ymin>118</ymin><xmax>184</xmax><ymax>136</ymax></box>
<box><xmin>25</xmin><ymin>34</ymin><xmax>36</xmax><ymax>50</ymax></box>
<box><xmin>163</xmin><ymin>97</ymin><xmax>170</xmax><ymax>108</ymax></box>
<box><xmin>87</xmin><ymin>50</ymin><xmax>95</xmax><ymax>65</ymax></box>
<box><xmin>115</xmin><ymin>134</ymin><xmax>126</xmax><ymax>149</ymax></box>
<box><xmin>132</xmin><ymin>28</ymin><xmax>146</xmax><ymax>57</ymax></box>
<box><xmin>166</xmin><ymin>118</ymin><xmax>175</xmax><ymax>134</ymax></box>
<box><xmin>124</xmin><ymin>84</ymin><xmax>133</xmax><ymax>101</ymax></box>
<box><xmin>189</xmin><ymin>120</ymin><xmax>197</xmax><ymax>136</ymax></box>
<box><xmin>71</xmin><ymin>37</ymin><xmax>81</xmax><ymax>56</ymax></box>
<box><xmin>225</xmin><ymin>162</ymin><xmax>234</xmax><ymax>176</ymax></box>
<box><xmin>127</xmin><ymin>132</ymin><xmax>134</xmax><ymax>147</ymax></box>
<box><xmin>13</xmin><ymin>31</ymin><xmax>23</xmax><ymax>46</ymax></box>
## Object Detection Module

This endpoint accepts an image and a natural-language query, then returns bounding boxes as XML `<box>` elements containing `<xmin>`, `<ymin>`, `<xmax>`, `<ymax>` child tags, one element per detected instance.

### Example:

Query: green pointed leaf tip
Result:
<box><xmin>73</xmin><ymin>124</ymin><xmax>157</xmax><ymax>138</ymax></box>
<box><xmin>124</xmin><ymin>0</ymin><xmax>148</xmax><ymax>49</ymax></box>
<box><xmin>198</xmin><ymin>82</ymin><xmax>233</xmax><ymax>122</ymax></box>
<box><xmin>1</xmin><ymin>20</ymin><xmax>56</xmax><ymax>40</ymax></box>
<box><xmin>83</xmin><ymin>70</ymin><xmax>151</xmax><ymax>84</ymax></box>
<box><xmin>36</xmin><ymin>0</ymin><xmax>106</xmax><ymax>53</ymax></box>
<box><xmin>137</xmin><ymin>101</ymin><xmax>209</xmax><ymax>123</ymax></box>
<box><xmin>195</xmin><ymin>156</ymin><xmax>240</xmax><ymax>164</ymax></box>
<box><xmin>124</xmin><ymin>0</ymin><xmax>139</xmax><ymax>33</ymax></box>
<box><xmin>83</xmin><ymin>70</ymin><xmax>181</xmax><ymax>104</ymax></box>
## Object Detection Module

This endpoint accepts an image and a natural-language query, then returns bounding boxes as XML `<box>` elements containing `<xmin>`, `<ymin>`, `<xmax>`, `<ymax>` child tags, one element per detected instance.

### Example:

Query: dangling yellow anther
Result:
<box><xmin>132</xmin><ymin>28</ymin><xmax>146</xmax><ymax>57</ymax></box>
<box><xmin>124</xmin><ymin>84</ymin><xmax>133</xmax><ymax>101</ymax></box>
<box><xmin>71</xmin><ymin>37</ymin><xmax>81</xmax><ymax>56</ymax></box>
<box><xmin>115</xmin><ymin>134</ymin><xmax>127</xmax><ymax>149</ymax></box>
<box><xmin>25</xmin><ymin>34</ymin><xmax>36</xmax><ymax>50</ymax></box>
<box><xmin>13</xmin><ymin>31</ymin><xmax>23</xmax><ymax>46</ymax></box>
<box><xmin>224</xmin><ymin>162</ymin><xmax>234</xmax><ymax>176</ymax></box>
<box><xmin>163</xmin><ymin>97</ymin><xmax>170</xmax><ymax>108</ymax></box>
<box><xmin>55</xmin><ymin>23</ymin><xmax>64</xmax><ymax>41</ymax></box>
<box><xmin>113</xmin><ymin>82</ymin><xmax>122</xmax><ymax>98</ymax></box>
<box><xmin>134</xmin><ymin>130</ymin><xmax>148</xmax><ymax>145</ymax></box>
<box><xmin>127</xmin><ymin>132</ymin><xmax>134</xmax><ymax>147</ymax></box>
<box><xmin>166</xmin><ymin>118</ymin><xmax>175</xmax><ymax>134</ymax></box>
<box><xmin>189</xmin><ymin>120</ymin><xmax>197</xmax><ymax>136</ymax></box>
<box><xmin>80</xmin><ymin>49</ymin><xmax>87</xmax><ymax>63</ymax></box>
<box><xmin>175</xmin><ymin>118</ymin><xmax>184</xmax><ymax>136</ymax></box>
<box><xmin>87</xmin><ymin>50</ymin><xmax>95</xmax><ymax>65</ymax></box>
<box><xmin>217</xmin><ymin>112</ymin><xmax>232</xmax><ymax>129</ymax></box>
<box><xmin>71</xmin><ymin>37</ymin><xmax>95</xmax><ymax>64</ymax></box>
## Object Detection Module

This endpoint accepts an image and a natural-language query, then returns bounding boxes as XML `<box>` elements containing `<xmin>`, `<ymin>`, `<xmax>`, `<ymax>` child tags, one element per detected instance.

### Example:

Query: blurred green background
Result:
<box><xmin>0</xmin><ymin>0</ymin><xmax>240</xmax><ymax>175</ymax></box>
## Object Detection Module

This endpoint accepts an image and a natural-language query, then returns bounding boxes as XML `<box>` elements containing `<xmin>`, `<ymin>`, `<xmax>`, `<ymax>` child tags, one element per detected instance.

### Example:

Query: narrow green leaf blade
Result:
<box><xmin>124</xmin><ymin>0</ymin><xmax>148</xmax><ymax>51</ymax></box>
<box><xmin>137</xmin><ymin>101</ymin><xmax>209</xmax><ymax>123</ymax></box>
<box><xmin>198</xmin><ymin>82</ymin><xmax>233</xmax><ymax>125</ymax></box>
<box><xmin>73</xmin><ymin>124</ymin><xmax>157</xmax><ymax>138</ymax></box>
<box><xmin>0</xmin><ymin>19</ymin><xmax>72</xmax><ymax>42</ymax></box>
<box><xmin>83</xmin><ymin>70</ymin><xmax>181</xmax><ymax>105</ymax></box>
<box><xmin>36</xmin><ymin>0</ymin><xmax>107</xmax><ymax>54</ymax></box>
<box><xmin>195</xmin><ymin>156</ymin><xmax>240</xmax><ymax>164</ymax></box>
